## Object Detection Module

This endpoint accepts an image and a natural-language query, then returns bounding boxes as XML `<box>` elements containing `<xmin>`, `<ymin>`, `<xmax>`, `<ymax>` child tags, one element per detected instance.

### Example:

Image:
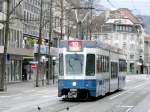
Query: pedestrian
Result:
<box><xmin>22</xmin><ymin>68</ymin><xmax>27</xmax><ymax>81</ymax></box>
<box><xmin>136</xmin><ymin>70</ymin><xmax>138</xmax><ymax>74</ymax></box>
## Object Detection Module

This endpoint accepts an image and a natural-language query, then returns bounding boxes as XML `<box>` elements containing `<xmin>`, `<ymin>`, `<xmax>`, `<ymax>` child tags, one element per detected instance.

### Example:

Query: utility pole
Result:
<box><xmin>0</xmin><ymin>0</ymin><xmax>10</xmax><ymax>91</ymax></box>
<box><xmin>89</xmin><ymin>0</ymin><xmax>93</xmax><ymax>40</ymax></box>
<box><xmin>36</xmin><ymin>0</ymin><xmax>43</xmax><ymax>87</ymax></box>
<box><xmin>47</xmin><ymin>0</ymin><xmax>53</xmax><ymax>85</ymax></box>
<box><xmin>60</xmin><ymin>0</ymin><xmax>64</xmax><ymax>40</ymax></box>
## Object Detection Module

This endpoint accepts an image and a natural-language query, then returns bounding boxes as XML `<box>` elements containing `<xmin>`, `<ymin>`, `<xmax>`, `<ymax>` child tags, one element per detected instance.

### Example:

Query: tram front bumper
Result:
<box><xmin>58</xmin><ymin>79</ymin><xmax>96</xmax><ymax>97</ymax></box>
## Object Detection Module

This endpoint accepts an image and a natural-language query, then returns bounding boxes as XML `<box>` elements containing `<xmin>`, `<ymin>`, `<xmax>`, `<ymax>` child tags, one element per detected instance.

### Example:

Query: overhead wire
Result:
<box><xmin>130</xmin><ymin>0</ymin><xmax>141</xmax><ymax>16</ymax></box>
<box><xmin>106</xmin><ymin>0</ymin><xmax>116</xmax><ymax>8</ymax></box>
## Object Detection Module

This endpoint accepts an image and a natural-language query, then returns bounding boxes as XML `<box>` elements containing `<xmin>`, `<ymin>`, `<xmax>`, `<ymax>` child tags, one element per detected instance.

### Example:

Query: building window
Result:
<box><xmin>130</xmin><ymin>44</ymin><xmax>134</xmax><ymax>50</ymax></box>
<box><xmin>115</xmin><ymin>33</ymin><xmax>118</xmax><ymax>40</ymax></box>
<box><xmin>123</xmin><ymin>33</ymin><xmax>127</xmax><ymax>40</ymax></box>
<box><xmin>125</xmin><ymin>26</ymin><xmax>129</xmax><ymax>31</ymax></box>
<box><xmin>129</xmin><ymin>26</ymin><xmax>132</xmax><ymax>32</ymax></box>
<box><xmin>123</xmin><ymin>42</ymin><xmax>126</xmax><ymax>48</ymax></box>
<box><xmin>130</xmin><ymin>54</ymin><xmax>134</xmax><ymax>59</ymax></box>
<box><xmin>130</xmin><ymin>63</ymin><xmax>134</xmax><ymax>72</ymax></box>
<box><xmin>131</xmin><ymin>34</ymin><xmax>135</xmax><ymax>41</ymax></box>
<box><xmin>115</xmin><ymin>43</ymin><xmax>118</xmax><ymax>47</ymax></box>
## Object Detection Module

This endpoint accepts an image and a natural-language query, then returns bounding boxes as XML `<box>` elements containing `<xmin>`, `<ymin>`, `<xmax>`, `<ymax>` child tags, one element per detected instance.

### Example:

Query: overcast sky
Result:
<box><xmin>99</xmin><ymin>0</ymin><xmax>150</xmax><ymax>16</ymax></box>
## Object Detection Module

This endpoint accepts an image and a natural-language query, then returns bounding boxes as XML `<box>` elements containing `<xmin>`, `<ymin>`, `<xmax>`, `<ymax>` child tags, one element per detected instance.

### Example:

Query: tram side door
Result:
<box><xmin>110</xmin><ymin>62</ymin><xmax>118</xmax><ymax>92</ymax></box>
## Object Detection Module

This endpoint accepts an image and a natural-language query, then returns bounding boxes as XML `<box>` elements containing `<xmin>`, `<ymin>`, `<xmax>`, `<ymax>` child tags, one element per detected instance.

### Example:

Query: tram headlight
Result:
<box><xmin>72</xmin><ymin>82</ymin><xmax>76</xmax><ymax>86</ymax></box>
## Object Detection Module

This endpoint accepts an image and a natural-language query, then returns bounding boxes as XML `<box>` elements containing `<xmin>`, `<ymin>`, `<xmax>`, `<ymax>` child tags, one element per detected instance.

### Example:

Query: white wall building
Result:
<box><xmin>92</xmin><ymin>8</ymin><xmax>144</xmax><ymax>74</ymax></box>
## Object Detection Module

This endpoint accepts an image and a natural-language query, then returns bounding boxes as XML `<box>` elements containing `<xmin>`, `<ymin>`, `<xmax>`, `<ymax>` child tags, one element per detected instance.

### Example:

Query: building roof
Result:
<box><xmin>109</xmin><ymin>8</ymin><xmax>141</xmax><ymax>24</ymax></box>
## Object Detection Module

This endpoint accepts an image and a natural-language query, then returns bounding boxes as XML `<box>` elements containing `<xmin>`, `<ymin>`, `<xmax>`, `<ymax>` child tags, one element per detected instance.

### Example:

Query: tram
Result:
<box><xmin>58</xmin><ymin>40</ymin><xmax>126</xmax><ymax>99</ymax></box>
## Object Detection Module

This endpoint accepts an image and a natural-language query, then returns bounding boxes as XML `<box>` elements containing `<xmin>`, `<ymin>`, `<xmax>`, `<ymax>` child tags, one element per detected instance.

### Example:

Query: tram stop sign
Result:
<box><xmin>31</xmin><ymin>64</ymin><xmax>37</xmax><ymax>69</ymax></box>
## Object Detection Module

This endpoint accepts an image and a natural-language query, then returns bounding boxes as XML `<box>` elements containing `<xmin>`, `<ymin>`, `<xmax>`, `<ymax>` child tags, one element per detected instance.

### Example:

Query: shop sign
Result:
<box><xmin>34</xmin><ymin>44</ymin><xmax>48</xmax><ymax>54</ymax></box>
<box><xmin>31</xmin><ymin>64</ymin><xmax>37</xmax><ymax>69</ymax></box>
<box><xmin>29</xmin><ymin>61</ymin><xmax>38</xmax><ymax>64</ymax></box>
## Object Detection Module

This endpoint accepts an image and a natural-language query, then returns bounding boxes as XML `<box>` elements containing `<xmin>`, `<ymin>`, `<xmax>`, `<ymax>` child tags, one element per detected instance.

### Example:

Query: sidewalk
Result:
<box><xmin>0</xmin><ymin>80</ymin><xmax>58</xmax><ymax>112</ymax></box>
<box><xmin>0</xmin><ymin>80</ymin><xmax>58</xmax><ymax>95</ymax></box>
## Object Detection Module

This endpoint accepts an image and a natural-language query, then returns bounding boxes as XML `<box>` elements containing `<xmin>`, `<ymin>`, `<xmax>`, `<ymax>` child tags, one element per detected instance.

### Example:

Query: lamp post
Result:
<box><xmin>148</xmin><ymin>39</ymin><xmax>150</xmax><ymax>74</ymax></box>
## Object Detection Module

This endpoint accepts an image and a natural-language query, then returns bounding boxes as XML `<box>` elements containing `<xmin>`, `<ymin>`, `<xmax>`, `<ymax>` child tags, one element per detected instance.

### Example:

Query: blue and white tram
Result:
<box><xmin>58</xmin><ymin>40</ymin><xmax>126</xmax><ymax>99</ymax></box>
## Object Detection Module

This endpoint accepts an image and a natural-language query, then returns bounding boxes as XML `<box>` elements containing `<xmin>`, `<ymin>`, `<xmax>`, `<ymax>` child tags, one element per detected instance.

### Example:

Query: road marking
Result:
<box><xmin>0</xmin><ymin>93</ymin><xmax>22</xmax><ymax>98</ymax></box>
<box><xmin>42</xmin><ymin>95</ymin><xmax>57</xmax><ymax>98</ymax></box>
<box><xmin>132</xmin><ymin>83</ymin><xmax>145</xmax><ymax>89</ymax></box>
<box><xmin>0</xmin><ymin>96</ymin><xmax>11</xmax><ymax>98</ymax></box>
<box><xmin>126</xmin><ymin>80</ymin><xmax>131</xmax><ymax>82</ymax></box>
<box><xmin>126</xmin><ymin>107</ymin><xmax>133</xmax><ymax>112</ymax></box>
<box><xmin>23</xmin><ymin>90</ymin><xmax>36</xmax><ymax>93</ymax></box>
<box><xmin>119</xmin><ymin>105</ymin><xmax>133</xmax><ymax>112</ymax></box>
<box><xmin>120</xmin><ymin>106</ymin><xmax>133</xmax><ymax>108</ymax></box>
<box><xmin>110</xmin><ymin>82</ymin><xmax>149</xmax><ymax>100</ymax></box>
<box><xmin>110</xmin><ymin>92</ymin><xmax>127</xmax><ymax>100</ymax></box>
<box><xmin>12</xmin><ymin>96</ymin><xmax>22</xmax><ymax>100</ymax></box>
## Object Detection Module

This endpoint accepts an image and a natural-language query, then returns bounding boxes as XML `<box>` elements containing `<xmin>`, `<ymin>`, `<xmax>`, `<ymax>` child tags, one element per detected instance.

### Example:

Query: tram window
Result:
<box><xmin>97</xmin><ymin>55</ymin><xmax>109</xmax><ymax>73</ymax></box>
<box><xmin>66</xmin><ymin>54</ymin><xmax>84</xmax><ymax>75</ymax></box>
<box><xmin>111</xmin><ymin>62</ymin><xmax>118</xmax><ymax>78</ymax></box>
<box><xmin>103</xmin><ymin>56</ymin><xmax>106</xmax><ymax>72</ymax></box>
<box><xmin>106</xmin><ymin>56</ymin><xmax>109</xmax><ymax>72</ymax></box>
<box><xmin>99</xmin><ymin>55</ymin><xmax>102</xmax><ymax>73</ymax></box>
<box><xmin>101</xmin><ymin>56</ymin><xmax>104</xmax><ymax>72</ymax></box>
<box><xmin>119</xmin><ymin>59</ymin><xmax>127</xmax><ymax>72</ymax></box>
<box><xmin>59</xmin><ymin>54</ymin><xmax>64</xmax><ymax>76</ymax></box>
<box><xmin>96</xmin><ymin>55</ymin><xmax>100</xmax><ymax>73</ymax></box>
<box><xmin>86</xmin><ymin>54</ymin><xmax>95</xmax><ymax>76</ymax></box>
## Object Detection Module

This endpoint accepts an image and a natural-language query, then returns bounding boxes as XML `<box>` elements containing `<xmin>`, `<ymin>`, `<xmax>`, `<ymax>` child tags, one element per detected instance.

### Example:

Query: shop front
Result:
<box><xmin>7</xmin><ymin>55</ymin><xmax>22</xmax><ymax>82</ymax></box>
<box><xmin>6</xmin><ymin>47</ymin><xmax>34</xmax><ymax>83</ymax></box>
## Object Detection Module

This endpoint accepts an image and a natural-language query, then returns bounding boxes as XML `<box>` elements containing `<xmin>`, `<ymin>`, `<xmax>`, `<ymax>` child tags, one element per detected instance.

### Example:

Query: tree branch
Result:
<box><xmin>9</xmin><ymin>0</ymin><xmax>24</xmax><ymax>15</ymax></box>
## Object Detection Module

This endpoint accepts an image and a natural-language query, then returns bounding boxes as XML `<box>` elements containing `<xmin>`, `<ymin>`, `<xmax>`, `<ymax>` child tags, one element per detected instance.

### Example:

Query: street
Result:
<box><xmin>1</xmin><ymin>75</ymin><xmax>150</xmax><ymax>112</ymax></box>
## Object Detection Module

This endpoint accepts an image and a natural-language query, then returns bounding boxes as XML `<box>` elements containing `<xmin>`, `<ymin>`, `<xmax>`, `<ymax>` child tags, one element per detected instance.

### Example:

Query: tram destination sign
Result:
<box><xmin>67</xmin><ymin>41</ymin><xmax>82</xmax><ymax>52</ymax></box>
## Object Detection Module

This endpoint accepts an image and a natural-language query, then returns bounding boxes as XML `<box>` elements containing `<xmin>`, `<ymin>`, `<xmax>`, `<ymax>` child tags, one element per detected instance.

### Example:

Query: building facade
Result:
<box><xmin>92</xmin><ymin>8</ymin><xmax>144</xmax><ymax>74</ymax></box>
<box><xmin>143</xmin><ymin>33</ymin><xmax>150</xmax><ymax>74</ymax></box>
<box><xmin>22</xmin><ymin>0</ymin><xmax>68</xmax><ymax>81</ymax></box>
<box><xmin>0</xmin><ymin>0</ymin><xmax>33</xmax><ymax>83</ymax></box>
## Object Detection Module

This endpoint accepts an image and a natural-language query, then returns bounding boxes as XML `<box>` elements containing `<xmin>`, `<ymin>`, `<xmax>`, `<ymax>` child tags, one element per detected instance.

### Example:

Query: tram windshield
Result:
<box><xmin>66</xmin><ymin>54</ymin><xmax>84</xmax><ymax>75</ymax></box>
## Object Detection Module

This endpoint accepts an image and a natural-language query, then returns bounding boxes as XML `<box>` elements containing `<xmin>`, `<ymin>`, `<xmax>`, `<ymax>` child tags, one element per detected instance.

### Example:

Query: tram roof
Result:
<box><xmin>59</xmin><ymin>40</ymin><xmax>125</xmax><ymax>54</ymax></box>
